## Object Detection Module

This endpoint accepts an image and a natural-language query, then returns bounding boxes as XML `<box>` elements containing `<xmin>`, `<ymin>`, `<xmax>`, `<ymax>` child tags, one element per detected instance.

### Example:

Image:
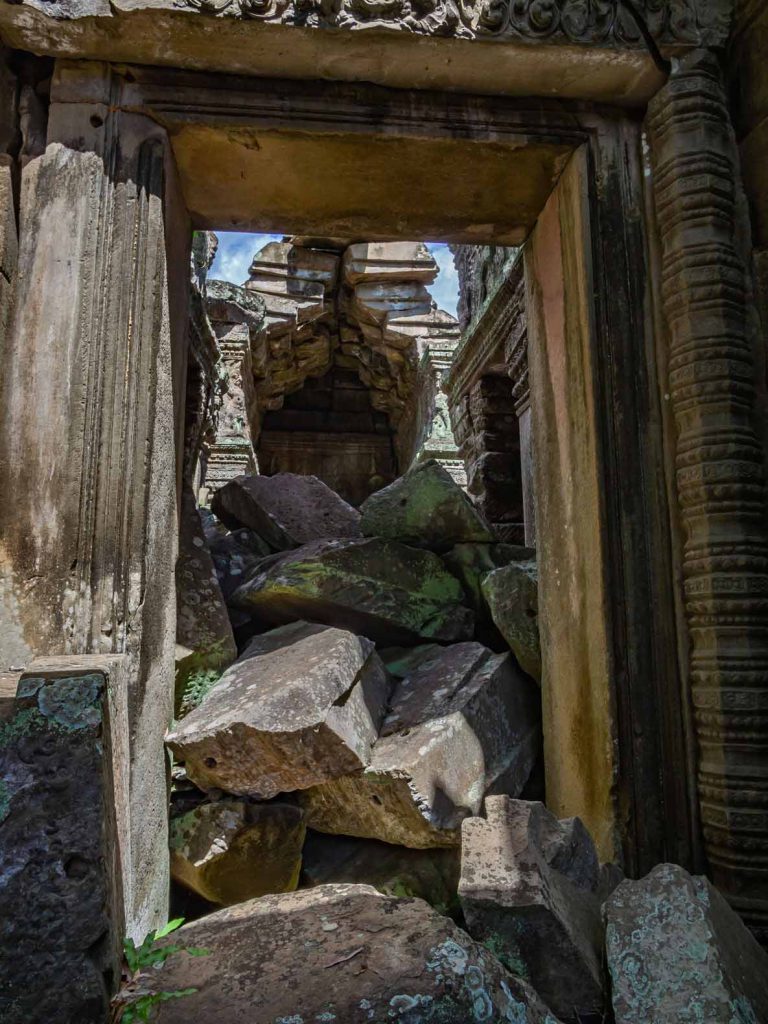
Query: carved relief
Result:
<box><xmin>647</xmin><ymin>51</ymin><xmax>768</xmax><ymax>938</ymax></box>
<box><xmin>171</xmin><ymin>0</ymin><xmax>727</xmax><ymax>46</ymax></box>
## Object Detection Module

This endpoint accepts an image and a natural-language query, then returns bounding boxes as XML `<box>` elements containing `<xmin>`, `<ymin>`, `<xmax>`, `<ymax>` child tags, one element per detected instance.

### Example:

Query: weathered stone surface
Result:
<box><xmin>361</xmin><ymin>459</ymin><xmax>495</xmax><ymax>551</ymax></box>
<box><xmin>231</xmin><ymin>537</ymin><xmax>475</xmax><ymax>646</ymax></box>
<box><xmin>459</xmin><ymin>797</ymin><xmax>606</xmax><ymax>1022</ymax></box>
<box><xmin>175</xmin><ymin>483</ymin><xmax>237</xmax><ymax>718</ymax></box>
<box><xmin>207</xmin><ymin>523</ymin><xmax>273</xmax><ymax>601</ymax></box>
<box><xmin>213</xmin><ymin>472</ymin><xmax>361</xmax><ymax>546</ymax></box>
<box><xmin>170</xmin><ymin>800</ymin><xmax>305</xmax><ymax>906</ymax></box>
<box><xmin>0</xmin><ymin>669</ymin><xmax>116</xmax><ymax>1024</ymax></box>
<box><xmin>301</xmin><ymin>644</ymin><xmax>540</xmax><ymax>847</ymax></box>
<box><xmin>482</xmin><ymin>560</ymin><xmax>541</xmax><ymax>681</ymax></box>
<box><xmin>301</xmin><ymin>831</ymin><xmax>460</xmax><ymax>915</ymax></box>
<box><xmin>605</xmin><ymin>863</ymin><xmax>768</xmax><ymax>1024</ymax></box>
<box><xmin>211</xmin><ymin>474</ymin><xmax>297</xmax><ymax>550</ymax></box>
<box><xmin>166</xmin><ymin>621</ymin><xmax>390</xmax><ymax>798</ymax></box>
<box><xmin>443</xmin><ymin>542</ymin><xmax>534</xmax><ymax>614</ymax></box>
<box><xmin>149</xmin><ymin>884</ymin><xmax>561</xmax><ymax>1024</ymax></box>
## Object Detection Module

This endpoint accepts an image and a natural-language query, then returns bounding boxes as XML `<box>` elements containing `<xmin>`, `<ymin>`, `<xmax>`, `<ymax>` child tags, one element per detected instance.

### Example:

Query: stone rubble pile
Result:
<box><xmin>164</xmin><ymin>463</ymin><xmax>768</xmax><ymax>1023</ymax></box>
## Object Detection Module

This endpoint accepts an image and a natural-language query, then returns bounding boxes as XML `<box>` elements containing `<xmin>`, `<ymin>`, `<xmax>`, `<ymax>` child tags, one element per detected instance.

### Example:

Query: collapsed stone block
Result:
<box><xmin>211</xmin><ymin>471</ymin><xmax>362</xmax><ymax>549</ymax></box>
<box><xmin>166</xmin><ymin>621</ymin><xmax>390</xmax><ymax>798</ymax></box>
<box><xmin>300</xmin><ymin>644</ymin><xmax>540</xmax><ymax>848</ymax></box>
<box><xmin>175</xmin><ymin>483</ymin><xmax>237</xmax><ymax>718</ymax></box>
<box><xmin>170</xmin><ymin>800</ymin><xmax>306</xmax><ymax>906</ymax></box>
<box><xmin>360</xmin><ymin>458</ymin><xmax>495</xmax><ymax>551</ymax></box>
<box><xmin>482</xmin><ymin>559</ymin><xmax>541</xmax><ymax>681</ymax></box>
<box><xmin>443</xmin><ymin>541</ymin><xmax>535</xmax><ymax>614</ymax></box>
<box><xmin>301</xmin><ymin>831</ymin><xmax>460</xmax><ymax>915</ymax></box>
<box><xmin>605</xmin><ymin>863</ymin><xmax>768</xmax><ymax>1024</ymax></box>
<box><xmin>230</xmin><ymin>536</ymin><xmax>475</xmax><ymax>646</ymax></box>
<box><xmin>459</xmin><ymin>797</ymin><xmax>606</xmax><ymax>1022</ymax></box>
<box><xmin>148</xmin><ymin>884</ymin><xmax>562</xmax><ymax>1023</ymax></box>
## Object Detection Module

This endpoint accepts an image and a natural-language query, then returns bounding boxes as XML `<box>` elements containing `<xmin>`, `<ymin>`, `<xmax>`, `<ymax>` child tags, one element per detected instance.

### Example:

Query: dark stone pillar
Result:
<box><xmin>648</xmin><ymin>50</ymin><xmax>768</xmax><ymax>939</ymax></box>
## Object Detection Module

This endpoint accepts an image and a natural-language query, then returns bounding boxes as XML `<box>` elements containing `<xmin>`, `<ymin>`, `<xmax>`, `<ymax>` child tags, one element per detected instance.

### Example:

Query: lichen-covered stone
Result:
<box><xmin>482</xmin><ymin>560</ymin><xmax>541</xmax><ymax>681</ymax></box>
<box><xmin>149</xmin><ymin>884</ymin><xmax>562</xmax><ymax>1024</ymax></box>
<box><xmin>360</xmin><ymin>458</ymin><xmax>495</xmax><ymax>551</ymax></box>
<box><xmin>300</xmin><ymin>644</ymin><xmax>540</xmax><ymax>848</ymax></box>
<box><xmin>230</xmin><ymin>537</ymin><xmax>475</xmax><ymax>646</ymax></box>
<box><xmin>0</xmin><ymin>671</ymin><xmax>112</xmax><ymax>1024</ymax></box>
<box><xmin>211</xmin><ymin>472</ymin><xmax>362</xmax><ymax>548</ymax></box>
<box><xmin>443</xmin><ymin>542</ymin><xmax>534</xmax><ymax>614</ymax></box>
<box><xmin>459</xmin><ymin>797</ymin><xmax>607</xmax><ymax>1022</ymax></box>
<box><xmin>605</xmin><ymin>863</ymin><xmax>768</xmax><ymax>1024</ymax></box>
<box><xmin>166</xmin><ymin>621</ymin><xmax>390</xmax><ymax>798</ymax></box>
<box><xmin>300</xmin><ymin>831</ymin><xmax>460</xmax><ymax>916</ymax></box>
<box><xmin>175</xmin><ymin>483</ymin><xmax>237</xmax><ymax>718</ymax></box>
<box><xmin>170</xmin><ymin>800</ymin><xmax>305</xmax><ymax>906</ymax></box>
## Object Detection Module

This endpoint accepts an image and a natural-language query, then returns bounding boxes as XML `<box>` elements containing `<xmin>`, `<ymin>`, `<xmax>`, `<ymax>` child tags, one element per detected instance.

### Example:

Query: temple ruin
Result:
<box><xmin>2</xmin><ymin>1</ymin><xmax>768</xmax><ymax>1021</ymax></box>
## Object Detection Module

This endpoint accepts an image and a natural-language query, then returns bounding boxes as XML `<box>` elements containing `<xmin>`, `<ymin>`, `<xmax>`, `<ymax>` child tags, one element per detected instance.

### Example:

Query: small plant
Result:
<box><xmin>110</xmin><ymin>918</ymin><xmax>208</xmax><ymax>1023</ymax></box>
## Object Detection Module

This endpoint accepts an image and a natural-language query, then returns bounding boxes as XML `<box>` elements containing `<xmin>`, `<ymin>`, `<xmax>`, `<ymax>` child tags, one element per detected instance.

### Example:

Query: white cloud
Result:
<box><xmin>209</xmin><ymin>233</ymin><xmax>460</xmax><ymax>317</ymax></box>
<box><xmin>209</xmin><ymin>231</ymin><xmax>282</xmax><ymax>285</ymax></box>
<box><xmin>426</xmin><ymin>242</ymin><xmax>459</xmax><ymax>317</ymax></box>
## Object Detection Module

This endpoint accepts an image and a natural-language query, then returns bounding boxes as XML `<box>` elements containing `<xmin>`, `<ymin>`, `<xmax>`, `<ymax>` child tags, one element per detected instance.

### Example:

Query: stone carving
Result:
<box><xmin>647</xmin><ymin>51</ymin><xmax>768</xmax><ymax>940</ymax></box>
<box><xmin>168</xmin><ymin>0</ymin><xmax>727</xmax><ymax>48</ymax></box>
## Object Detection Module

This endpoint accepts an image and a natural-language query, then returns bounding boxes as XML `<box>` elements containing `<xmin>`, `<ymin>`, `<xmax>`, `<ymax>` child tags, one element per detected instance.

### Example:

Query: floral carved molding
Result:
<box><xmin>174</xmin><ymin>0</ymin><xmax>730</xmax><ymax>47</ymax></box>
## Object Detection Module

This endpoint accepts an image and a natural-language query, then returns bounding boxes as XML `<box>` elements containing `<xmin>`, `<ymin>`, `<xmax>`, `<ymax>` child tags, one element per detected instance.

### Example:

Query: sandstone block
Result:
<box><xmin>443</xmin><ymin>542</ymin><xmax>535</xmax><ymax>614</ymax></box>
<box><xmin>210</xmin><ymin>474</ymin><xmax>293</xmax><ymax>550</ymax></box>
<box><xmin>149</xmin><ymin>884</ymin><xmax>561</xmax><ymax>1024</ymax></box>
<box><xmin>342</xmin><ymin>240</ymin><xmax>437</xmax><ymax>285</ymax></box>
<box><xmin>300</xmin><ymin>831</ymin><xmax>460</xmax><ymax>915</ymax></box>
<box><xmin>170</xmin><ymin>801</ymin><xmax>305</xmax><ymax>906</ymax></box>
<box><xmin>212</xmin><ymin>472</ymin><xmax>362</xmax><ymax>550</ymax></box>
<box><xmin>605</xmin><ymin>863</ymin><xmax>768</xmax><ymax>1024</ymax></box>
<box><xmin>175</xmin><ymin>483</ymin><xmax>237</xmax><ymax>719</ymax></box>
<box><xmin>231</xmin><ymin>537</ymin><xmax>475</xmax><ymax>646</ymax></box>
<box><xmin>459</xmin><ymin>797</ymin><xmax>606</xmax><ymax>1022</ymax></box>
<box><xmin>360</xmin><ymin>458</ymin><xmax>495</xmax><ymax>551</ymax></box>
<box><xmin>166</xmin><ymin>621</ymin><xmax>390</xmax><ymax>798</ymax></box>
<box><xmin>482</xmin><ymin>559</ymin><xmax>541</xmax><ymax>681</ymax></box>
<box><xmin>300</xmin><ymin>644</ymin><xmax>540</xmax><ymax>848</ymax></box>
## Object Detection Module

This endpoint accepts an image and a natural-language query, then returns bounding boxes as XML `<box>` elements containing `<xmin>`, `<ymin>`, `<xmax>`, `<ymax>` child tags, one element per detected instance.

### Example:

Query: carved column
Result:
<box><xmin>0</xmin><ymin>59</ymin><xmax>191</xmax><ymax>951</ymax></box>
<box><xmin>648</xmin><ymin>51</ymin><xmax>768</xmax><ymax>936</ymax></box>
<box><xmin>204</xmin><ymin>325</ymin><xmax>259</xmax><ymax>498</ymax></box>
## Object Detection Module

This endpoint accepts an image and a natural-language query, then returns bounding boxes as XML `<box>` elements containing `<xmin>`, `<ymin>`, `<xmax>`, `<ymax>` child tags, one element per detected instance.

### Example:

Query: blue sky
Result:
<box><xmin>209</xmin><ymin>231</ymin><xmax>459</xmax><ymax>316</ymax></box>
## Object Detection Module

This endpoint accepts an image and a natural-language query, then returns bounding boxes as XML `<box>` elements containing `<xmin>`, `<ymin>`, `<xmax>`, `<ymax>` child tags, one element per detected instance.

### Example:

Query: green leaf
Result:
<box><xmin>154</xmin><ymin>918</ymin><xmax>185</xmax><ymax>940</ymax></box>
<box><xmin>185</xmin><ymin>946</ymin><xmax>210</xmax><ymax>958</ymax></box>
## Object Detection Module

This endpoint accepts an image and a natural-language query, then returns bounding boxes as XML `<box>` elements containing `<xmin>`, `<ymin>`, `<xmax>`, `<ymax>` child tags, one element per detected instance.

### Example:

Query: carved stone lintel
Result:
<box><xmin>164</xmin><ymin>0</ymin><xmax>729</xmax><ymax>49</ymax></box>
<box><xmin>647</xmin><ymin>50</ymin><xmax>768</xmax><ymax>938</ymax></box>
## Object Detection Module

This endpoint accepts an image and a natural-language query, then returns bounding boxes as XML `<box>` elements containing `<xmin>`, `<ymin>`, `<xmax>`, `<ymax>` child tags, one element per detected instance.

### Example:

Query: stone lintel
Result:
<box><xmin>0</xmin><ymin>2</ymin><xmax>730</xmax><ymax>107</ymax></box>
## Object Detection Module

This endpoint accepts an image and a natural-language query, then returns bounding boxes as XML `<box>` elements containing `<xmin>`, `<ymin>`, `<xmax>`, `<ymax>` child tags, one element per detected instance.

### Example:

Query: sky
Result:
<box><xmin>209</xmin><ymin>231</ymin><xmax>460</xmax><ymax>316</ymax></box>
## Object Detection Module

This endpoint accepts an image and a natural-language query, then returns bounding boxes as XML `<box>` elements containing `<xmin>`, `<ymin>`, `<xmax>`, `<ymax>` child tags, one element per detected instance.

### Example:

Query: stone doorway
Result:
<box><xmin>1</xmin><ymin>11</ymin><xmax>767</xmax><ymax>1013</ymax></box>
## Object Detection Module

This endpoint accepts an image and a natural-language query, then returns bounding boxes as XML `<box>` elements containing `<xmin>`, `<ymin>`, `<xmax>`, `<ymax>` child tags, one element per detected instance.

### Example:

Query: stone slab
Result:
<box><xmin>361</xmin><ymin>458</ymin><xmax>495</xmax><ymax>551</ymax></box>
<box><xmin>166</xmin><ymin>621</ymin><xmax>390</xmax><ymax>798</ymax></box>
<box><xmin>148</xmin><ymin>884</ymin><xmax>562</xmax><ymax>1023</ymax></box>
<box><xmin>482</xmin><ymin>560</ymin><xmax>541</xmax><ymax>682</ymax></box>
<box><xmin>605</xmin><ymin>863</ymin><xmax>768</xmax><ymax>1024</ymax></box>
<box><xmin>459</xmin><ymin>797</ymin><xmax>606</xmax><ymax>1022</ymax></box>
<box><xmin>301</xmin><ymin>644</ymin><xmax>540</xmax><ymax>848</ymax></box>
<box><xmin>170</xmin><ymin>800</ymin><xmax>306</xmax><ymax>906</ymax></box>
<box><xmin>230</xmin><ymin>537</ymin><xmax>475</xmax><ymax>646</ymax></box>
